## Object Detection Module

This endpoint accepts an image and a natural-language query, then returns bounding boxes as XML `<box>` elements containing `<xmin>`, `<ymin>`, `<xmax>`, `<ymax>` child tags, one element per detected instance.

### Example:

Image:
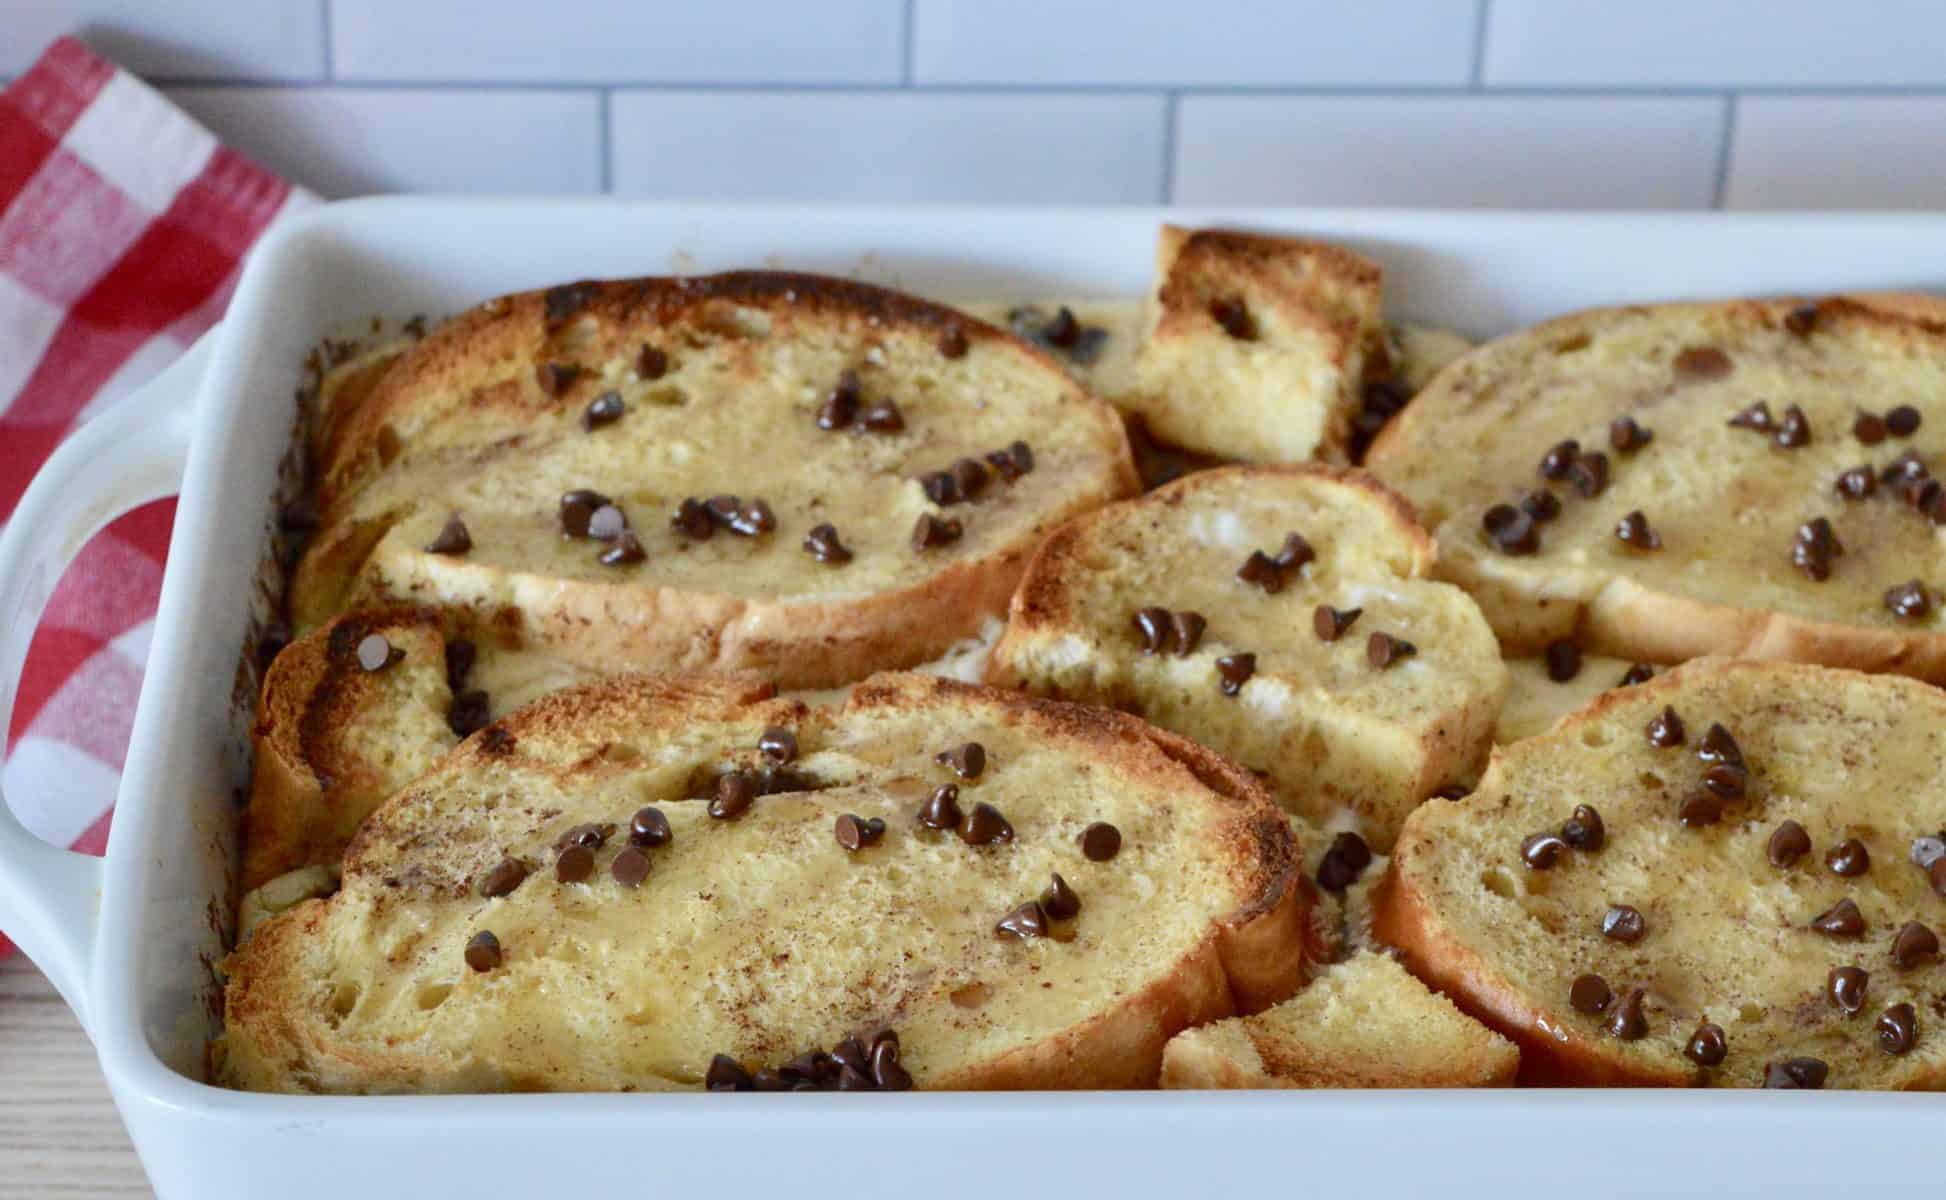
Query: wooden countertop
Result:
<box><xmin>0</xmin><ymin>955</ymin><xmax>149</xmax><ymax>1197</ymax></box>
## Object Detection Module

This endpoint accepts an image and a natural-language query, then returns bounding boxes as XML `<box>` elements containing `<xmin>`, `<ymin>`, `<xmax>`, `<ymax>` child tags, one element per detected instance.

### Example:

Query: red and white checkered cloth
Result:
<box><xmin>1</xmin><ymin>38</ymin><xmax>312</xmax><ymax>956</ymax></box>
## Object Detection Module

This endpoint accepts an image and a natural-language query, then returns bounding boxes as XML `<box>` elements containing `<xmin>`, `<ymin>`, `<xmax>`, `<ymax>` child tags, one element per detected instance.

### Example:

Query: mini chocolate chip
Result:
<box><xmin>636</xmin><ymin>344</ymin><xmax>669</xmax><ymax>380</ymax></box>
<box><xmin>1702</xmin><ymin>762</ymin><xmax>1748</xmax><ymax>801</ymax></box>
<box><xmin>936</xmin><ymin>742</ymin><xmax>986</xmax><ymax>780</ymax></box>
<box><xmin>1209</xmin><ymin>296</ymin><xmax>1255</xmax><ymax>341</ymax></box>
<box><xmin>1609</xmin><ymin>415</ymin><xmax>1653</xmax><ymax>453</ymax></box>
<box><xmin>1774</xmin><ymin>404</ymin><xmax>1812</xmax><ymax>449</ymax></box>
<box><xmin>710</xmin><ymin>772</ymin><xmax>755</xmax><ymax>821</ymax></box>
<box><xmin>449</xmin><ymin>689</ymin><xmax>491</xmax><ymax>737</ymax></box>
<box><xmin>1080</xmin><ymin>822</ymin><xmax>1122</xmax><ymax>862</ymax></box>
<box><xmin>703</xmin><ymin>495</ymin><xmax>742</xmax><ymax>525</ymax></box>
<box><xmin>1812</xmin><ymin>897</ymin><xmax>1866</xmax><ymax>938</ymax></box>
<box><xmin>1043</xmin><ymin>306</ymin><xmax>1081</xmax><ymax>348</ymax></box>
<box><xmin>554</xmin><ymin>822</ymin><xmax>611</xmax><ymax>851</ymax></box>
<box><xmin>1784</xmin><ymin>303</ymin><xmax>1820</xmax><ymax>337</ymax></box>
<box><xmin>803</xmin><ymin>523</ymin><xmax>853</xmax><ymax>565</ymax></box>
<box><xmin>479</xmin><ymin>857</ymin><xmax>530</xmax><ymax>898</ymax></box>
<box><xmin>1569</xmin><ymin>452</ymin><xmax>1610</xmax><ymax>499</ymax></box>
<box><xmin>1236</xmin><ymin>550</ymin><xmax>1286</xmax><ymax>592</ymax></box>
<box><xmin>1791</xmin><ymin>517</ymin><xmax>1842</xmax><ymax>581</ymax></box>
<box><xmin>1545</xmin><ymin>638</ymin><xmax>1583</xmax><ymax>682</ymax></box>
<box><xmin>582</xmin><ymin>391</ymin><xmax>625</xmax><ymax>431</ymax></box>
<box><xmin>706</xmin><ymin>1054</ymin><xmax>752</xmax><ymax>1092</ymax></box>
<box><xmin>355</xmin><ymin>633</ymin><xmax>401</xmax><ymax>673</ymax></box>
<box><xmin>1539</xmin><ymin>439</ymin><xmax>1580</xmax><ymax>480</ymax></box>
<box><xmin>1132</xmin><ymin>607</ymin><xmax>1172</xmax><ymax>654</ymax></box>
<box><xmin>871</xmin><ymin>1038</ymin><xmax>912</xmax><ymax>1091</ymax></box>
<box><xmin>1854</xmin><ymin>411</ymin><xmax>1887</xmax><ymax>445</ymax></box>
<box><xmin>1367</xmin><ymin>632</ymin><xmax>1416</xmax><ymax>670</ymax></box>
<box><xmin>1763</xmin><ymin>1057</ymin><xmax>1828</xmax><ymax>1089</ymax></box>
<box><xmin>1685</xmin><ymin>1023</ymin><xmax>1728</xmax><ymax>1067</ymax></box>
<box><xmin>671</xmin><ymin>497</ymin><xmax>715</xmax><ymax>541</ymax></box>
<box><xmin>1828</xmin><ymin>965</ymin><xmax>1869</xmax><ymax>1015</ymax></box>
<box><xmin>1005</xmin><ymin>440</ymin><xmax>1033</xmax><ymax>477</ymax></box>
<box><xmin>1605</xmin><ymin>986</ymin><xmax>1648</xmax><ymax>1040</ymax></box>
<box><xmin>1892</xmin><ymin>921</ymin><xmax>1940</xmax><ymax>968</ymax></box>
<box><xmin>835</xmin><ymin>813</ymin><xmax>887</xmax><ymax>851</ymax></box>
<box><xmin>910</xmin><ymin>513</ymin><xmax>963</xmax><ymax>551</ymax></box>
<box><xmin>1826</xmin><ymin>837</ymin><xmax>1870</xmax><ymax>877</ymax></box>
<box><xmin>1878</xmin><ymin>1003</ymin><xmax>1919</xmax><ymax>1056</ymax></box>
<box><xmin>1314</xmin><ymin>604</ymin><xmax>1363</xmax><ymax>642</ymax></box>
<box><xmin>1697</xmin><ymin>723</ymin><xmax>1744</xmax><ymax>767</ymax></box>
<box><xmin>835</xmin><ymin>1064</ymin><xmax>874</xmax><ymax>1091</ymax></box>
<box><xmin>950</xmin><ymin>458</ymin><xmax>989</xmax><ymax>500</ymax></box>
<box><xmin>1885</xmin><ymin>580</ymin><xmax>1932</xmax><ymax>620</ymax></box>
<box><xmin>986</xmin><ymin>442</ymin><xmax>1029</xmax><ymax>481</ymax></box>
<box><xmin>960</xmin><ymin>801</ymin><xmax>1014</xmax><ymax>846</ymax></box>
<box><xmin>1882</xmin><ymin>450</ymin><xmax>1930</xmax><ymax>485</ymax></box>
<box><xmin>1887</xmin><ymin>405</ymin><xmax>1922</xmax><ymax>438</ymax></box>
<box><xmin>1569</xmin><ymin>973</ymin><xmax>1613</xmax><ymax>1015</ymax></box>
<box><xmin>859</xmin><ymin>400</ymin><xmax>905</xmax><ymax>433</ymax></box>
<box><xmin>1041</xmin><ymin>873</ymin><xmax>1081</xmax><ymax>920</ymax></box>
<box><xmin>1614</xmin><ymin>510</ymin><xmax>1661</xmax><ymax>550</ymax></box>
<box><xmin>918</xmin><ymin>784</ymin><xmax>963</xmax><ymax>830</ymax></box>
<box><xmin>598</xmin><ymin>531</ymin><xmax>646</xmax><ymax>566</ymax></box>
<box><xmin>920</xmin><ymin>470</ymin><xmax>960</xmax><ymax>506</ymax></box>
<box><xmin>1562</xmin><ymin>805</ymin><xmax>1605</xmax><ymax>851</ymax></box>
<box><xmin>1215</xmin><ymin>652</ymin><xmax>1256</xmax><ymax>696</ymax></box>
<box><xmin>750</xmin><ymin>1069</ymin><xmax>786</xmax><ymax>1092</ymax></box>
<box><xmin>629</xmin><ymin>806</ymin><xmax>672</xmax><ymax>847</ymax></box>
<box><xmin>426</xmin><ymin>514</ymin><xmax>472</xmax><ymax>555</ymax></box>
<box><xmin>723</xmin><ymin>500</ymin><xmax>774</xmax><ymax>538</ymax></box>
<box><xmin>1617</xmin><ymin>663</ymin><xmax>1656</xmax><ymax>687</ymax></box>
<box><xmin>535</xmin><ymin>362</ymin><xmax>580</xmax><ymax>396</ymax></box>
<box><xmin>449</xmin><ymin>638</ymin><xmax>479</xmax><ymax>688</ymax></box>
<box><xmin>1728</xmin><ymin>401</ymin><xmax>1773</xmax><ymax>431</ymax></box>
<box><xmin>1272</xmin><ymin>532</ymin><xmax>1314</xmax><ymax>572</ymax></box>
<box><xmin>1168</xmin><ymin>610</ymin><xmax>1206</xmax><ymax>655</ymax></box>
<box><xmin>818</xmin><ymin>370</ymin><xmax>861</xmax><ymax>430</ymax></box>
<box><xmin>559</xmin><ymin>489</ymin><xmax>610</xmax><ymax>538</ymax></box>
<box><xmin>1522</xmin><ymin>489</ymin><xmax>1562</xmax><ymax>522</ymax></box>
<box><xmin>1933</xmin><ymin>857</ymin><xmax>1946</xmax><ymax>896</ymax></box>
<box><xmin>1521</xmin><ymin>832</ymin><xmax>1570</xmax><ymax>870</ymax></box>
<box><xmin>464</xmin><ymin>930</ymin><xmax>502</xmax><ymax>972</ymax></box>
<box><xmin>1601</xmin><ymin>904</ymin><xmax>1646</xmax><ymax>943</ymax></box>
<box><xmin>1674</xmin><ymin>346</ymin><xmax>1733</xmax><ymax>379</ymax></box>
<box><xmin>1835</xmin><ymin>465</ymin><xmax>1878</xmax><ymax>500</ymax></box>
<box><xmin>1768</xmin><ymin>820</ymin><xmax>1811</xmax><ymax>867</ymax></box>
<box><xmin>1316</xmin><ymin>832</ymin><xmax>1374</xmax><ymax>892</ymax></box>
<box><xmin>1646</xmin><ymin>706</ymin><xmax>1686</xmax><ymax>748</ymax></box>
<box><xmin>611</xmin><ymin>846</ymin><xmax>652</xmax><ymax>888</ymax></box>
<box><xmin>1678</xmin><ymin>788</ymin><xmax>1725</xmax><ymax>826</ymax></box>
<box><xmin>759</xmin><ymin>726</ymin><xmax>798</xmax><ymax>763</ymax></box>
<box><xmin>1482</xmin><ymin>504</ymin><xmax>1540</xmax><ymax>555</ymax></box>
<box><xmin>939</xmin><ymin>326</ymin><xmax>969</xmax><ymax>359</ymax></box>
<box><xmin>995</xmin><ymin>900</ymin><xmax>1049</xmax><ymax>939</ymax></box>
<box><xmin>830</xmin><ymin>1037</ymin><xmax>869</xmax><ymax>1077</ymax></box>
<box><xmin>554</xmin><ymin>844</ymin><xmax>594</xmax><ymax>883</ymax></box>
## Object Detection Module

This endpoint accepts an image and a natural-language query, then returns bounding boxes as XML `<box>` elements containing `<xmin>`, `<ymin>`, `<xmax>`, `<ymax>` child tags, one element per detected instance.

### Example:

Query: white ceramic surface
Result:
<box><xmin>4</xmin><ymin>201</ymin><xmax>1946</xmax><ymax>1199</ymax></box>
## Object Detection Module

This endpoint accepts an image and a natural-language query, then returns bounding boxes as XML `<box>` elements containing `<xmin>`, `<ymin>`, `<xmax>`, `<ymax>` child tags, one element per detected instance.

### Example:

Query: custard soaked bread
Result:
<box><xmin>221</xmin><ymin>673</ymin><xmax>1309</xmax><ymax>1093</ymax></box>
<box><xmin>1366</xmin><ymin>296</ymin><xmax>1946</xmax><ymax>680</ymax></box>
<box><xmin>987</xmin><ymin>466</ymin><xmax>1507</xmax><ymax>848</ymax></box>
<box><xmin>291</xmin><ymin>272</ymin><xmax>1137</xmax><ymax>689</ymax></box>
<box><xmin>1377</xmin><ymin>658</ymin><xmax>1946</xmax><ymax>1088</ymax></box>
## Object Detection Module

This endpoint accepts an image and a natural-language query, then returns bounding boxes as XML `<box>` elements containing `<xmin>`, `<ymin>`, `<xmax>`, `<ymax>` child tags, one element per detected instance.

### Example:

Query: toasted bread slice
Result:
<box><xmin>221</xmin><ymin>673</ymin><xmax>1308</xmax><ymax>1093</ymax></box>
<box><xmin>1366</xmin><ymin>295</ymin><xmax>1946</xmax><ymax>680</ymax></box>
<box><xmin>1125</xmin><ymin>226</ymin><xmax>1384</xmax><ymax>465</ymax></box>
<box><xmin>1160</xmin><ymin>950</ymin><xmax>1518</xmax><ymax>1089</ymax></box>
<box><xmin>290</xmin><ymin>272</ymin><xmax>1137</xmax><ymax>689</ymax></box>
<box><xmin>1377</xmin><ymin>657</ymin><xmax>1946</xmax><ymax>1088</ymax></box>
<box><xmin>987</xmin><ymin>465</ymin><xmax>1508</xmax><ymax>848</ymax></box>
<box><xmin>245</xmin><ymin>608</ymin><xmax>597</xmax><ymax>888</ymax></box>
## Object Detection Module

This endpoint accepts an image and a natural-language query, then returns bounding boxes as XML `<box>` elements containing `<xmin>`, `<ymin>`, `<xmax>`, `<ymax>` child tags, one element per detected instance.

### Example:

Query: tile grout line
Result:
<box><xmin>598</xmin><ymin>88</ymin><xmax>613</xmax><ymax>193</ymax></box>
<box><xmin>1471</xmin><ymin>0</ymin><xmax>1491</xmax><ymax>90</ymax></box>
<box><xmin>319</xmin><ymin>0</ymin><xmax>334</xmax><ymax>79</ymax></box>
<box><xmin>902</xmin><ymin>0</ymin><xmax>916</xmax><ymax>85</ymax></box>
<box><xmin>1712</xmin><ymin>93</ymin><xmax>1739</xmax><ymax>210</ymax></box>
<box><xmin>1159</xmin><ymin>91</ymin><xmax>1179</xmax><ymax>203</ymax></box>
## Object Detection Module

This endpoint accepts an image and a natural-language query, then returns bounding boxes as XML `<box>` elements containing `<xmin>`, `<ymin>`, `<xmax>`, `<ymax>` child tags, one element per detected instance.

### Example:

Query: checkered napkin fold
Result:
<box><xmin>0</xmin><ymin>37</ymin><xmax>312</xmax><ymax>955</ymax></box>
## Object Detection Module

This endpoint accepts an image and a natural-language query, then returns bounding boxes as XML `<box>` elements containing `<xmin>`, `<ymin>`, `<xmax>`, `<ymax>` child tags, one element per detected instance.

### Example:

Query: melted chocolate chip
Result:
<box><xmin>1539</xmin><ymin>439</ymin><xmax>1580</xmax><ymax>480</ymax></box>
<box><xmin>709</xmin><ymin>772</ymin><xmax>755</xmax><ymax>821</ymax></box>
<box><xmin>464</xmin><ymin>930</ymin><xmax>502</xmax><ymax>972</ymax></box>
<box><xmin>355</xmin><ymin>633</ymin><xmax>401</xmax><ymax>673</ymax></box>
<box><xmin>1522</xmin><ymin>489</ymin><xmax>1562</xmax><ymax>522</ymax></box>
<box><xmin>1885</xmin><ymin>580</ymin><xmax>1932</xmax><ymax>620</ymax></box>
<box><xmin>959</xmin><ymin>801</ymin><xmax>1014</xmax><ymax>846</ymax></box>
<box><xmin>1041</xmin><ymin>873</ymin><xmax>1081</xmax><ymax>920</ymax></box>
<box><xmin>994</xmin><ymin>901</ymin><xmax>1049</xmax><ymax>939</ymax></box>
<box><xmin>918</xmin><ymin>784</ymin><xmax>962</xmax><ymax>831</ymax></box>
<box><xmin>611</xmin><ymin>846</ymin><xmax>652</xmax><ymax>888</ymax></box>
<box><xmin>1569</xmin><ymin>973</ymin><xmax>1613</xmax><ymax>1015</ymax></box>
<box><xmin>535</xmin><ymin>362</ymin><xmax>580</xmax><ymax>396</ymax></box>
<box><xmin>478</xmin><ymin>857</ymin><xmax>530</xmax><ymax>898</ymax></box>
<box><xmin>1367</xmin><ymin>632</ymin><xmax>1417</xmax><ymax>670</ymax></box>
<box><xmin>1685</xmin><ymin>1023</ymin><xmax>1728</xmax><ymax>1067</ymax></box>
<box><xmin>1646</xmin><ymin>706</ymin><xmax>1686</xmax><ymax>748</ymax></box>
<box><xmin>1617</xmin><ymin>663</ymin><xmax>1656</xmax><ymax>687</ymax></box>
<box><xmin>1215</xmin><ymin>653</ymin><xmax>1256</xmax><ymax>696</ymax></box>
<box><xmin>1792</xmin><ymin>516</ymin><xmax>1842</xmax><ymax>580</ymax></box>
<box><xmin>1482</xmin><ymin>504</ymin><xmax>1540</xmax><ymax>555</ymax></box>
<box><xmin>834</xmin><ymin>813</ymin><xmax>887</xmax><ymax>851</ymax></box>
<box><xmin>1080</xmin><ymin>822</ymin><xmax>1122</xmax><ymax>862</ymax></box>
<box><xmin>1315</xmin><ymin>604</ymin><xmax>1363</xmax><ymax>643</ymax></box>
<box><xmin>1828</xmin><ymin>965</ymin><xmax>1869</xmax><ymax>1015</ymax></box>
<box><xmin>426</xmin><ymin>514</ymin><xmax>472</xmax><ymax>555</ymax></box>
<box><xmin>1812</xmin><ymin>897</ymin><xmax>1866</xmax><ymax>938</ymax></box>
<box><xmin>1878</xmin><ymin>1003</ymin><xmax>1919</xmax><ymax>1056</ymax></box>
<box><xmin>1609</xmin><ymin>415</ymin><xmax>1653</xmax><ymax>453</ymax></box>
<box><xmin>1209</xmin><ymin>296</ymin><xmax>1255</xmax><ymax>340</ymax></box>
<box><xmin>1568</xmin><ymin>451</ymin><xmax>1610</xmax><ymax>499</ymax></box>
<box><xmin>1826</xmin><ymin>837</ymin><xmax>1871</xmax><ymax>877</ymax></box>
<box><xmin>818</xmin><ymin>370</ymin><xmax>861</xmax><ymax>430</ymax></box>
<box><xmin>629</xmin><ymin>806</ymin><xmax>672</xmax><ymax>847</ymax></box>
<box><xmin>1728</xmin><ymin>401</ymin><xmax>1774</xmax><ymax>431</ymax></box>
<box><xmin>1677</xmin><ymin>791</ymin><xmax>1724</xmax><ymax>827</ymax></box>
<box><xmin>1520</xmin><ymin>831</ymin><xmax>1570</xmax><ymax>870</ymax></box>
<box><xmin>1674</xmin><ymin>346</ymin><xmax>1733</xmax><ymax>380</ymax></box>
<box><xmin>1886</xmin><ymin>405</ymin><xmax>1922</xmax><ymax>438</ymax></box>
<box><xmin>1316</xmin><ymin>832</ymin><xmax>1374</xmax><ymax>893</ymax></box>
<box><xmin>1614</xmin><ymin>510</ymin><xmax>1661</xmax><ymax>550</ymax></box>
<box><xmin>554</xmin><ymin>844</ymin><xmax>594</xmax><ymax>884</ymax></box>
<box><xmin>1562</xmin><ymin>805</ymin><xmax>1605</xmax><ymax>852</ymax></box>
<box><xmin>559</xmin><ymin>489</ymin><xmax>611</xmax><ymax>538</ymax></box>
<box><xmin>1697</xmin><ymin>723</ymin><xmax>1744</xmax><ymax>767</ymax></box>
<box><xmin>1768</xmin><ymin>820</ymin><xmax>1811</xmax><ymax>867</ymax></box>
<box><xmin>936</xmin><ymin>742</ymin><xmax>986</xmax><ymax>780</ymax></box>
<box><xmin>802</xmin><ymin>523</ymin><xmax>853</xmax><ymax>565</ymax></box>
<box><xmin>1892</xmin><ymin>921</ymin><xmax>1939</xmax><ymax>968</ymax></box>
<box><xmin>1763</xmin><ymin>1057</ymin><xmax>1828</xmax><ymax>1089</ymax></box>
<box><xmin>910</xmin><ymin>513</ymin><xmax>963</xmax><ymax>551</ymax></box>
<box><xmin>1605</xmin><ymin>986</ymin><xmax>1648</xmax><ymax>1040</ymax></box>
<box><xmin>1544</xmin><ymin>638</ymin><xmax>1583</xmax><ymax>682</ymax></box>
<box><xmin>1854</xmin><ymin>411</ymin><xmax>1887</xmax><ymax>445</ymax></box>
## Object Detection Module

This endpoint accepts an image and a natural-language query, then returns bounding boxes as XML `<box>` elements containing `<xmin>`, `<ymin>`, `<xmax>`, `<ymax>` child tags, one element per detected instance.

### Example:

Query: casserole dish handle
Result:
<box><xmin>0</xmin><ymin>332</ymin><xmax>208</xmax><ymax>1027</ymax></box>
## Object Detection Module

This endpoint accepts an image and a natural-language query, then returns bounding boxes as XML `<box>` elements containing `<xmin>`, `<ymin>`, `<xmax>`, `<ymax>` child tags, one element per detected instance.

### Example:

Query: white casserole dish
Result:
<box><xmin>3</xmin><ymin>199</ymin><xmax>1944</xmax><ymax>1198</ymax></box>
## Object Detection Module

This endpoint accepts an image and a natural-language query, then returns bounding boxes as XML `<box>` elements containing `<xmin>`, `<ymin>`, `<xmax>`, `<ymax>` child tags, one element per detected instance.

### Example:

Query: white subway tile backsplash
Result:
<box><xmin>1725</xmin><ymin>97</ymin><xmax>1946</xmax><ymax>209</ymax></box>
<box><xmin>1174</xmin><ymin>95</ymin><xmax>1725</xmax><ymax>208</ymax></box>
<box><xmin>0</xmin><ymin>0</ymin><xmax>324</xmax><ymax>79</ymax></box>
<box><xmin>164</xmin><ymin>87</ymin><xmax>602</xmax><ymax>197</ymax></box>
<box><xmin>912</xmin><ymin>0</ymin><xmax>1478</xmax><ymax>86</ymax></box>
<box><xmin>330</xmin><ymin>0</ymin><xmax>905</xmax><ymax>84</ymax></box>
<box><xmin>1485</xmin><ymin>0</ymin><xmax>1946</xmax><ymax>88</ymax></box>
<box><xmin>610</xmin><ymin>91</ymin><xmax>1166</xmax><ymax>202</ymax></box>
